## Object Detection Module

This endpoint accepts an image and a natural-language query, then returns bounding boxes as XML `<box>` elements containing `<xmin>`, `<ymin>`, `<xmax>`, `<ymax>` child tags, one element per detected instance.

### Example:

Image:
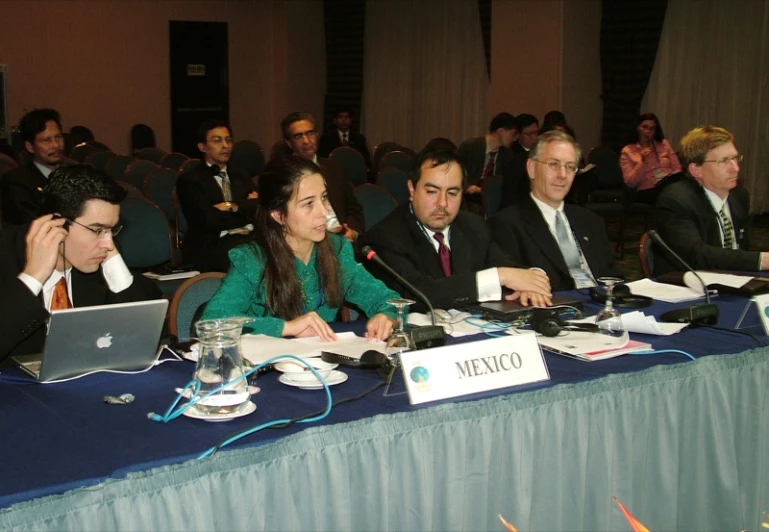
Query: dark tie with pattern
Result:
<box><xmin>719</xmin><ymin>205</ymin><xmax>734</xmax><ymax>249</ymax></box>
<box><xmin>432</xmin><ymin>232</ymin><xmax>452</xmax><ymax>277</ymax></box>
<box><xmin>481</xmin><ymin>151</ymin><xmax>498</xmax><ymax>182</ymax></box>
<box><xmin>219</xmin><ymin>171</ymin><xmax>233</xmax><ymax>202</ymax></box>
<box><xmin>342</xmin><ymin>132</ymin><xmax>349</xmax><ymax>146</ymax></box>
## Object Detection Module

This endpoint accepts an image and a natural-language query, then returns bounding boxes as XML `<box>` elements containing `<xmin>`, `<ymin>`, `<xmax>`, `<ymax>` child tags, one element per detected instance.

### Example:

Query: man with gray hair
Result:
<box><xmin>489</xmin><ymin>130</ymin><xmax>619</xmax><ymax>291</ymax></box>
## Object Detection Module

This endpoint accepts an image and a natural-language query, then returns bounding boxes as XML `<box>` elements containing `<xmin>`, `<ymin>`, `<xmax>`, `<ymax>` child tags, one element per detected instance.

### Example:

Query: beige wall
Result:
<box><xmin>490</xmin><ymin>0</ymin><xmax>602</xmax><ymax>149</ymax></box>
<box><xmin>0</xmin><ymin>0</ymin><xmax>325</xmax><ymax>155</ymax></box>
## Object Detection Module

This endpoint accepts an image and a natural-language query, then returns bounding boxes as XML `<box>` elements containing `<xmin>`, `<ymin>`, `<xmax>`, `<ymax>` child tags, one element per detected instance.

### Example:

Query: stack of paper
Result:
<box><xmin>537</xmin><ymin>331</ymin><xmax>653</xmax><ymax>361</ymax></box>
<box><xmin>626</xmin><ymin>278</ymin><xmax>703</xmax><ymax>303</ymax></box>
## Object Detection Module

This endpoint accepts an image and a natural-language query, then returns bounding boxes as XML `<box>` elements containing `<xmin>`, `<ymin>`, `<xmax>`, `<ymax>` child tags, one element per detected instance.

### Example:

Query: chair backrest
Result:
<box><xmin>639</xmin><ymin>231</ymin><xmax>654</xmax><ymax>278</ymax></box>
<box><xmin>179</xmin><ymin>158</ymin><xmax>202</xmax><ymax>174</ymax></box>
<box><xmin>144</xmin><ymin>168</ymin><xmax>179</xmax><ymax>223</ymax></box>
<box><xmin>588</xmin><ymin>146</ymin><xmax>624</xmax><ymax>189</ymax></box>
<box><xmin>161</xmin><ymin>152</ymin><xmax>190</xmax><ymax>171</ymax></box>
<box><xmin>373</xmin><ymin>141</ymin><xmax>401</xmax><ymax>171</ymax></box>
<box><xmin>354</xmin><ymin>184</ymin><xmax>397</xmax><ymax>231</ymax></box>
<box><xmin>0</xmin><ymin>153</ymin><xmax>18</xmax><ymax>180</ymax></box>
<box><xmin>330</xmin><ymin>146</ymin><xmax>368</xmax><ymax>186</ymax></box>
<box><xmin>131</xmin><ymin>123</ymin><xmax>156</xmax><ymax>154</ymax></box>
<box><xmin>171</xmin><ymin>188</ymin><xmax>188</xmax><ymax>249</ymax></box>
<box><xmin>70</xmin><ymin>141</ymin><xmax>109</xmax><ymax>163</ymax></box>
<box><xmin>117</xmin><ymin>180</ymin><xmax>144</xmax><ymax>199</ymax></box>
<box><xmin>379</xmin><ymin>150</ymin><xmax>414</xmax><ymax>173</ymax></box>
<box><xmin>375</xmin><ymin>167</ymin><xmax>410</xmax><ymax>204</ymax></box>
<box><xmin>115</xmin><ymin>197</ymin><xmax>173</xmax><ymax>268</ymax></box>
<box><xmin>105</xmin><ymin>154</ymin><xmax>134</xmax><ymax>181</ymax></box>
<box><xmin>84</xmin><ymin>150</ymin><xmax>115</xmax><ymax>170</ymax></box>
<box><xmin>169</xmin><ymin>272</ymin><xmax>226</xmax><ymax>338</ymax></box>
<box><xmin>481</xmin><ymin>175</ymin><xmax>503</xmax><ymax>217</ymax></box>
<box><xmin>230</xmin><ymin>140</ymin><xmax>265</xmax><ymax>178</ymax></box>
<box><xmin>136</xmin><ymin>147</ymin><xmax>167</xmax><ymax>164</ymax></box>
<box><xmin>124</xmin><ymin>159</ymin><xmax>159</xmax><ymax>190</ymax></box>
<box><xmin>69</xmin><ymin>125</ymin><xmax>95</xmax><ymax>146</ymax></box>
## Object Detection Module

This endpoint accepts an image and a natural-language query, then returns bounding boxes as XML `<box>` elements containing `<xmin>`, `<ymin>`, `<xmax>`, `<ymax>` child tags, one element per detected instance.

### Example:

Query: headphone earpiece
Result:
<box><xmin>530</xmin><ymin>309</ymin><xmax>600</xmax><ymax>337</ymax></box>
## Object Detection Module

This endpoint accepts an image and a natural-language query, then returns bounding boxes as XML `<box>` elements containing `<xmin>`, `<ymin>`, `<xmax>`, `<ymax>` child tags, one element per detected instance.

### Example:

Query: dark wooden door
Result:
<box><xmin>169</xmin><ymin>21</ymin><xmax>229</xmax><ymax>158</ymax></box>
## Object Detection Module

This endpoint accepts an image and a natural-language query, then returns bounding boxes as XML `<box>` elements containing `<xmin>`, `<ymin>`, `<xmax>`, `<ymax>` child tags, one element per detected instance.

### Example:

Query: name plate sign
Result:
<box><xmin>399</xmin><ymin>334</ymin><xmax>550</xmax><ymax>405</ymax></box>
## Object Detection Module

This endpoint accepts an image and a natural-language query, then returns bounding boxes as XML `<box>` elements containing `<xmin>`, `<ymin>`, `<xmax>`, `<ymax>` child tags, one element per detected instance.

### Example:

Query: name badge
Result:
<box><xmin>751</xmin><ymin>293</ymin><xmax>769</xmax><ymax>333</ymax></box>
<box><xmin>399</xmin><ymin>334</ymin><xmax>550</xmax><ymax>405</ymax></box>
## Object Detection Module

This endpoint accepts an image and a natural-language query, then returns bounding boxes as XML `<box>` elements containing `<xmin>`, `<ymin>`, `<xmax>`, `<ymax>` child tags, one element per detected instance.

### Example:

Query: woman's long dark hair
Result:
<box><xmin>632</xmin><ymin>112</ymin><xmax>665</xmax><ymax>144</ymax></box>
<box><xmin>253</xmin><ymin>156</ymin><xmax>342</xmax><ymax>319</ymax></box>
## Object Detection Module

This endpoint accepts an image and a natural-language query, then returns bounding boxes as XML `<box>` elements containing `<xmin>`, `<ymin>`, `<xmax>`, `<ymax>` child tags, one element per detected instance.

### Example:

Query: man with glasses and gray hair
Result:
<box><xmin>489</xmin><ymin>130</ymin><xmax>619</xmax><ymax>291</ymax></box>
<box><xmin>0</xmin><ymin>164</ymin><xmax>161</xmax><ymax>361</ymax></box>
<box><xmin>653</xmin><ymin>125</ymin><xmax>762</xmax><ymax>274</ymax></box>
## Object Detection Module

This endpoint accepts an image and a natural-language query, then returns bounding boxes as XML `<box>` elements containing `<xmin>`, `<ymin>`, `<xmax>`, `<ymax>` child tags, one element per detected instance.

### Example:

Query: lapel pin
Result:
<box><xmin>583</xmin><ymin>236</ymin><xmax>589</xmax><ymax>242</ymax></box>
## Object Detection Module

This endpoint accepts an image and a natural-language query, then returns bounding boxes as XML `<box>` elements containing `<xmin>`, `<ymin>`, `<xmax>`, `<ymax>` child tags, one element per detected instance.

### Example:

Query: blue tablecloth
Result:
<box><xmin>0</xmin><ymin>291</ymin><xmax>765</xmax><ymax>529</ymax></box>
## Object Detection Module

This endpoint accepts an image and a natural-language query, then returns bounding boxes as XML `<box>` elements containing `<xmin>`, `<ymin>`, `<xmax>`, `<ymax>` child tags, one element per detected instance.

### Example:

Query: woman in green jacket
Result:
<box><xmin>202</xmin><ymin>156</ymin><xmax>398</xmax><ymax>341</ymax></box>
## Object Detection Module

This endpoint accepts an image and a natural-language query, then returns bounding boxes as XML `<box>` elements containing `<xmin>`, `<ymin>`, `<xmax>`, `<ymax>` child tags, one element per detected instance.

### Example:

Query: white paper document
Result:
<box><xmin>682</xmin><ymin>271</ymin><xmax>753</xmax><ymax>291</ymax></box>
<box><xmin>240</xmin><ymin>332</ymin><xmax>385</xmax><ymax>364</ymax></box>
<box><xmin>626</xmin><ymin>278</ymin><xmax>704</xmax><ymax>302</ymax></box>
<box><xmin>408</xmin><ymin>310</ymin><xmax>490</xmax><ymax>337</ymax></box>
<box><xmin>620</xmin><ymin>311</ymin><xmax>689</xmax><ymax>335</ymax></box>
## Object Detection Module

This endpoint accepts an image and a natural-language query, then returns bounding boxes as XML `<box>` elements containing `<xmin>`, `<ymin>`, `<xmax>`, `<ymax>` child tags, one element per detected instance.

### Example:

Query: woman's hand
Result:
<box><xmin>282</xmin><ymin>312</ymin><xmax>338</xmax><ymax>342</ymax></box>
<box><xmin>365</xmin><ymin>313</ymin><xmax>397</xmax><ymax>342</ymax></box>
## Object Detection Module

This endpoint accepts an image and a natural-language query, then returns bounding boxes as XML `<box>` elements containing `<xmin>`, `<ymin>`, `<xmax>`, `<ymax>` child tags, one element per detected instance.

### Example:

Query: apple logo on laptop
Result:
<box><xmin>96</xmin><ymin>333</ymin><xmax>113</xmax><ymax>349</ymax></box>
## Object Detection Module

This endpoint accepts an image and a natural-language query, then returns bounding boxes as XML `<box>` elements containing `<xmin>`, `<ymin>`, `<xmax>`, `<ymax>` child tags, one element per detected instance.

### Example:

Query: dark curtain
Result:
<box><xmin>599</xmin><ymin>0</ymin><xmax>668</xmax><ymax>152</ymax></box>
<box><xmin>323</xmin><ymin>0</ymin><xmax>366</xmax><ymax>132</ymax></box>
<box><xmin>478</xmin><ymin>0</ymin><xmax>491</xmax><ymax>79</ymax></box>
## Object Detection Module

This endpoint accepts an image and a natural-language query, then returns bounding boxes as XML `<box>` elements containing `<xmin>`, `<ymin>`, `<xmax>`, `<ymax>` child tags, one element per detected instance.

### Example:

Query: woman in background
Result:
<box><xmin>620</xmin><ymin>113</ymin><xmax>682</xmax><ymax>205</ymax></box>
<box><xmin>202</xmin><ymin>156</ymin><xmax>398</xmax><ymax>341</ymax></box>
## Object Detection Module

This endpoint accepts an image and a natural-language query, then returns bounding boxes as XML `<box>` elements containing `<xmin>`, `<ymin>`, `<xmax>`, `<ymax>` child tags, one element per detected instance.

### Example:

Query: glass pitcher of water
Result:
<box><xmin>193</xmin><ymin>318</ymin><xmax>252</xmax><ymax>415</ymax></box>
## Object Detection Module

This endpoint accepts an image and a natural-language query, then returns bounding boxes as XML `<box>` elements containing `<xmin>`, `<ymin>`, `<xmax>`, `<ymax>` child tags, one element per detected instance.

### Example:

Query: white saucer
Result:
<box><xmin>182</xmin><ymin>400</ymin><xmax>257</xmax><ymax>422</ymax></box>
<box><xmin>279</xmin><ymin>370</ymin><xmax>348</xmax><ymax>389</ymax></box>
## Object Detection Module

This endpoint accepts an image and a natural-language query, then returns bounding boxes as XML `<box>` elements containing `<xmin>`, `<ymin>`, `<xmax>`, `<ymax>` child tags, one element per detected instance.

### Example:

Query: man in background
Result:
<box><xmin>318</xmin><ymin>107</ymin><xmax>372</xmax><ymax>169</ymax></box>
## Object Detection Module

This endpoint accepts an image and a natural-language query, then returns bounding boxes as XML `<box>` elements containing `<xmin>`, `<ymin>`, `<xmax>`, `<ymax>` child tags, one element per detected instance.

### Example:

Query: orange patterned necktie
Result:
<box><xmin>50</xmin><ymin>277</ymin><xmax>72</xmax><ymax>311</ymax></box>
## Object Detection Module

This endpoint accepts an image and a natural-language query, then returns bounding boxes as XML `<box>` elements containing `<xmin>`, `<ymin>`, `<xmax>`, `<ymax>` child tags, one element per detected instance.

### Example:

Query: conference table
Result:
<box><xmin>1</xmin><ymin>290</ymin><xmax>768</xmax><ymax>531</ymax></box>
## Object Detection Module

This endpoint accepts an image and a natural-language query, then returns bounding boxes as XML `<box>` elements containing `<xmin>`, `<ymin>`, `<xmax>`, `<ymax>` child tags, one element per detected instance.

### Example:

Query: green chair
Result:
<box><xmin>169</xmin><ymin>272</ymin><xmax>225</xmax><ymax>338</ymax></box>
<box><xmin>330</xmin><ymin>146</ymin><xmax>368</xmax><ymax>186</ymax></box>
<box><xmin>354</xmin><ymin>184</ymin><xmax>397</xmax><ymax>232</ymax></box>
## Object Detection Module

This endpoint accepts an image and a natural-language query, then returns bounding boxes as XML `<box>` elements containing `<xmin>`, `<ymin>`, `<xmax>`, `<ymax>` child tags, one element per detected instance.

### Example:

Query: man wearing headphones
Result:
<box><xmin>0</xmin><ymin>164</ymin><xmax>161</xmax><ymax>362</ymax></box>
<box><xmin>359</xmin><ymin>147</ymin><xmax>552</xmax><ymax>312</ymax></box>
<box><xmin>489</xmin><ymin>130</ymin><xmax>619</xmax><ymax>291</ymax></box>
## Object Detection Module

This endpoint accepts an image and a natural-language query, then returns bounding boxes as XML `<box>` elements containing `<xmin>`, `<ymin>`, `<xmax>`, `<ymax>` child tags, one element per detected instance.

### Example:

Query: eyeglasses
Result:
<box><xmin>532</xmin><ymin>158</ymin><xmax>579</xmax><ymax>175</ymax></box>
<box><xmin>67</xmin><ymin>218</ymin><xmax>123</xmax><ymax>238</ymax></box>
<box><xmin>703</xmin><ymin>154</ymin><xmax>743</xmax><ymax>166</ymax></box>
<box><xmin>206</xmin><ymin>136</ymin><xmax>233</xmax><ymax>146</ymax></box>
<box><xmin>291</xmin><ymin>130</ymin><xmax>318</xmax><ymax>141</ymax></box>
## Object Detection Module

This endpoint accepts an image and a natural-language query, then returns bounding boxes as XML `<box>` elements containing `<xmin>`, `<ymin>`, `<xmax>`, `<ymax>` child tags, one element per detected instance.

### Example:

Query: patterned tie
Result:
<box><xmin>432</xmin><ymin>232</ymin><xmax>452</xmax><ymax>277</ymax></box>
<box><xmin>219</xmin><ymin>171</ymin><xmax>233</xmax><ymax>202</ymax></box>
<box><xmin>481</xmin><ymin>151</ymin><xmax>498</xmax><ymax>182</ymax></box>
<box><xmin>50</xmin><ymin>277</ymin><xmax>72</xmax><ymax>311</ymax></box>
<box><xmin>555</xmin><ymin>212</ymin><xmax>595</xmax><ymax>288</ymax></box>
<box><xmin>342</xmin><ymin>132</ymin><xmax>349</xmax><ymax>146</ymax></box>
<box><xmin>719</xmin><ymin>205</ymin><xmax>734</xmax><ymax>249</ymax></box>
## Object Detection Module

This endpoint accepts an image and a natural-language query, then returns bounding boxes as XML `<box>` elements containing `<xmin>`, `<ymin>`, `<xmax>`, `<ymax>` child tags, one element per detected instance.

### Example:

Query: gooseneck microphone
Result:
<box><xmin>361</xmin><ymin>246</ymin><xmax>446</xmax><ymax>349</ymax></box>
<box><xmin>648</xmin><ymin>230</ymin><xmax>719</xmax><ymax>325</ymax></box>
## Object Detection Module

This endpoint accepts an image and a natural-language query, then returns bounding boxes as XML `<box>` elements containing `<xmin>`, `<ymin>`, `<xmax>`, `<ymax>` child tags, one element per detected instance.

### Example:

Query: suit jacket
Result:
<box><xmin>0</xmin><ymin>224</ymin><xmax>162</xmax><ymax>362</ymax></box>
<box><xmin>457</xmin><ymin>137</ymin><xmax>515</xmax><ymax>187</ymax></box>
<box><xmin>653</xmin><ymin>176</ymin><xmax>757</xmax><ymax>274</ymax></box>
<box><xmin>499</xmin><ymin>152</ymin><xmax>531</xmax><ymax>209</ymax></box>
<box><xmin>510</xmin><ymin>141</ymin><xmax>527</xmax><ymax>155</ymax></box>
<box><xmin>176</xmin><ymin>164</ymin><xmax>259</xmax><ymax>272</ymax></box>
<box><xmin>318</xmin><ymin>158</ymin><xmax>365</xmax><ymax>235</ymax></box>
<box><xmin>318</xmin><ymin>130</ymin><xmax>372</xmax><ymax>169</ymax></box>
<box><xmin>488</xmin><ymin>195</ymin><xmax>619</xmax><ymax>291</ymax></box>
<box><xmin>358</xmin><ymin>203</ymin><xmax>520</xmax><ymax>311</ymax></box>
<box><xmin>1</xmin><ymin>159</ymin><xmax>48</xmax><ymax>225</ymax></box>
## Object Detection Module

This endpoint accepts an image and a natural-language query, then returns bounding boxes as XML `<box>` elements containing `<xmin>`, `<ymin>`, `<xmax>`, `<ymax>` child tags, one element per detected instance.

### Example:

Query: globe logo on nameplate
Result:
<box><xmin>764</xmin><ymin>306</ymin><xmax>769</xmax><ymax>318</ymax></box>
<box><xmin>410</xmin><ymin>366</ymin><xmax>430</xmax><ymax>383</ymax></box>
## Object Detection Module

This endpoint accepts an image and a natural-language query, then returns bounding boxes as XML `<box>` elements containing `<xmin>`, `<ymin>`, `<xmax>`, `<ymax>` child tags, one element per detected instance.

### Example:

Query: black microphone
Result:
<box><xmin>648</xmin><ymin>230</ymin><xmax>719</xmax><ymax>326</ymax></box>
<box><xmin>361</xmin><ymin>246</ymin><xmax>446</xmax><ymax>349</ymax></box>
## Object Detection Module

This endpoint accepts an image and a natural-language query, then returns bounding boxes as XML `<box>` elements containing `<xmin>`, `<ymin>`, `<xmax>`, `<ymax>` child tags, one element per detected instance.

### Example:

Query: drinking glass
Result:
<box><xmin>595</xmin><ymin>277</ymin><xmax>625</xmax><ymax>337</ymax></box>
<box><xmin>385</xmin><ymin>298</ymin><xmax>416</xmax><ymax>363</ymax></box>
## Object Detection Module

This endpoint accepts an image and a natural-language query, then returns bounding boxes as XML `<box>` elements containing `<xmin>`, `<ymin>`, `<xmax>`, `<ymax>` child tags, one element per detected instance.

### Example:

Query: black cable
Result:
<box><xmin>208</xmin><ymin>368</ymin><xmax>397</xmax><ymax>457</ymax></box>
<box><xmin>700</xmin><ymin>324</ymin><xmax>765</xmax><ymax>346</ymax></box>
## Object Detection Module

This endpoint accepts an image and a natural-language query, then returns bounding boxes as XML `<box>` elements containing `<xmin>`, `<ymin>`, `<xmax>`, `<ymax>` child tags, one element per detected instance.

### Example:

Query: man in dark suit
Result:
<box><xmin>359</xmin><ymin>148</ymin><xmax>551</xmax><ymax>311</ymax></box>
<box><xmin>489</xmin><ymin>130</ymin><xmax>619</xmax><ymax>291</ymax></box>
<box><xmin>500</xmin><ymin>113</ymin><xmax>540</xmax><ymax>209</ymax></box>
<box><xmin>0</xmin><ymin>164</ymin><xmax>162</xmax><ymax>362</ymax></box>
<box><xmin>317</xmin><ymin>107</ymin><xmax>372</xmax><ymax>169</ymax></box>
<box><xmin>176</xmin><ymin>120</ymin><xmax>259</xmax><ymax>272</ymax></box>
<box><xmin>1</xmin><ymin>108</ymin><xmax>65</xmax><ymax>225</ymax></box>
<box><xmin>280</xmin><ymin>111</ymin><xmax>365</xmax><ymax>242</ymax></box>
<box><xmin>653</xmin><ymin>125</ymin><xmax>766</xmax><ymax>274</ymax></box>
<box><xmin>457</xmin><ymin>112</ymin><xmax>518</xmax><ymax>214</ymax></box>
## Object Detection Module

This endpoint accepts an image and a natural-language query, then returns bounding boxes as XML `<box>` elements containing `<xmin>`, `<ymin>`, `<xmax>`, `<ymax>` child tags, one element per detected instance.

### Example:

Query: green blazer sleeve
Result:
<box><xmin>335</xmin><ymin>236</ymin><xmax>399</xmax><ymax>319</ymax></box>
<box><xmin>200</xmin><ymin>244</ymin><xmax>286</xmax><ymax>337</ymax></box>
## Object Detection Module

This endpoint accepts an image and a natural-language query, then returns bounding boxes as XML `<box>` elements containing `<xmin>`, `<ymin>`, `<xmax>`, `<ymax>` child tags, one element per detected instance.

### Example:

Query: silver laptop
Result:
<box><xmin>12</xmin><ymin>299</ymin><xmax>169</xmax><ymax>382</ymax></box>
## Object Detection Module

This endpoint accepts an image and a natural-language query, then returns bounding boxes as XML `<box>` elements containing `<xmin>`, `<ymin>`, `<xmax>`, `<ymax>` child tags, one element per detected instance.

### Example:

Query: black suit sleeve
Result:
<box><xmin>0</xmin><ymin>278</ymin><xmax>50</xmax><ymax>362</ymax></box>
<box><xmin>176</xmin><ymin>171</ymin><xmax>254</xmax><ymax>232</ymax></box>
<box><xmin>1</xmin><ymin>169</ymin><xmax>44</xmax><ymax>225</ymax></box>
